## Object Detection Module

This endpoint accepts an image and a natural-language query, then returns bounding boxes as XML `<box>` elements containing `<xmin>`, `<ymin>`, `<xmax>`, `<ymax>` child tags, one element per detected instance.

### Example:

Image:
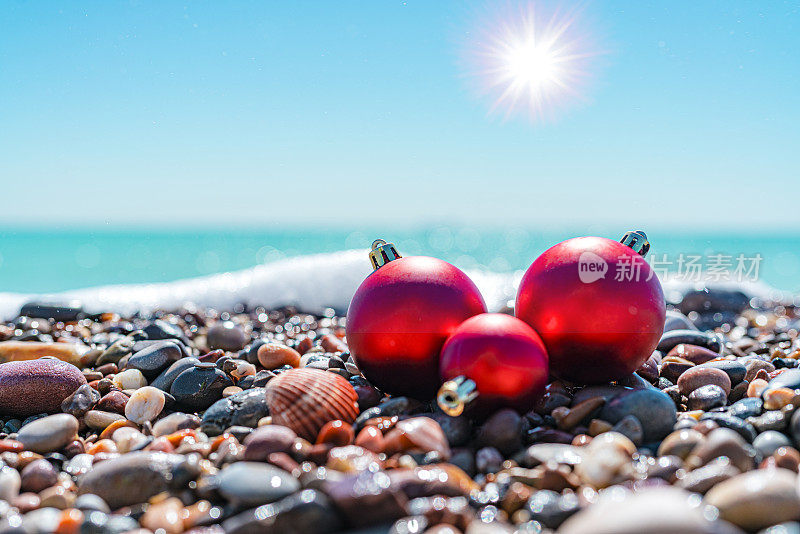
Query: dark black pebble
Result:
<box><xmin>126</xmin><ymin>341</ymin><xmax>182</xmax><ymax>379</ymax></box>
<box><xmin>201</xmin><ymin>388</ymin><xmax>269</xmax><ymax>436</ymax></box>
<box><xmin>700</xmin><ymin>412</ymin><xmax>758</xmax><ymax>442</ymax></box>
<box><xmin>151</xmin><ymin>357</ymin><xmax>200</xmax><ymax>392</ymax></box>
<box><xmin>170</xmin><ymin>362</ymin><xmax>233</xmax><ymax>411</ymax></box>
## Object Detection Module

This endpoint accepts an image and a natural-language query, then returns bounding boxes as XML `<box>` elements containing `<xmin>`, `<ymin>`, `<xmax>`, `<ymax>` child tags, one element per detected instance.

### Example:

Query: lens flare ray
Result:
<box><xmin>464</xmin><ymin>1</ymin><xmax>604</xmax><ymax>123</ymax></box>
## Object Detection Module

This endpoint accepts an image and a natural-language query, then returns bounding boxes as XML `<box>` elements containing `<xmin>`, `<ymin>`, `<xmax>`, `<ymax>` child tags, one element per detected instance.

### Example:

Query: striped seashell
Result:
<box><xmin>265</xmin><ymin>368</ymin><xmax>359</xmax><ymax>441</ymax></box>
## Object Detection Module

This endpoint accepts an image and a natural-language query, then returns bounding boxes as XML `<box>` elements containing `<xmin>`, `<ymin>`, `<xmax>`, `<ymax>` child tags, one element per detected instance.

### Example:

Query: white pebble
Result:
<box><xmin>125</xmin><ymin>386</ymin><xmax>166</xmax><ymax>424</ymax></box>
<box><xmin>112</xmin><ymin>426</ymin><xmax>149</xmax><ymax>453</ymax></box>
<box><xmin>113</xmin><ymin>369</ymin><xmax>147</xmax><ymax>390</ymax></box>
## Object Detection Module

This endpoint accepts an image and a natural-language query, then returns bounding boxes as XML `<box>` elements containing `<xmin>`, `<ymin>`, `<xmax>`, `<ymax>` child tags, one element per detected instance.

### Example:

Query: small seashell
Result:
<box><xmin>264</xmin><ymin>368</ymin><xmax>359</xmax><ymax>441</ymax></box>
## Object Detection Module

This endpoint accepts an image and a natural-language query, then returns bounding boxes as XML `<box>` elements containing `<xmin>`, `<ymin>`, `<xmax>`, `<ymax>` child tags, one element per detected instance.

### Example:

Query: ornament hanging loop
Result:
<box><xmin>437</xmin><ymin>376</ymin><xmax>478</xmax><ymax>416</ymax></box>
<box><xmin>368</xmin><ymin>239</ymin><xmax>402</xmax><ymax>270</ymax></box>
<box><xmin>620</xmin><ymin>230</ymin><xmax>650</xmax><ymax>257</ymax></box>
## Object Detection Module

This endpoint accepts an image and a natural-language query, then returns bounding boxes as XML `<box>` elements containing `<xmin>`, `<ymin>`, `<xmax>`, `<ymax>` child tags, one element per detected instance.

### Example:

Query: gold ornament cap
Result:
<box><xmin>620</xmin><ymin>230</ymin><xmax>650</xmax><ymax>257</ymax></box>
<box><xmin>368</xmin><ymin>239</ymin><xmax>402</xmax><ymax>270</ymax></box>
<box><xmin>437</xmin><ymin>376</ymin><xmax>478</xmax><ymax>417</ymax></box>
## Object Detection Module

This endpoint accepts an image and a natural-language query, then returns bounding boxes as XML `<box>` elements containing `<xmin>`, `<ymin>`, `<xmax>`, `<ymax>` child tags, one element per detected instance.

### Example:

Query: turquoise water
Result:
<box><xmin>1</xmin><ymin>227</ymin><xmax>799</xmax><ymax>294</ymax></box>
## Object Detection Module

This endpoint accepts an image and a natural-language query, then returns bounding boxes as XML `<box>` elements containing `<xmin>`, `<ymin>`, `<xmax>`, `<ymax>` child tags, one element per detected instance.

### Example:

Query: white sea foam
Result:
<box><xmin>0</xmin><ymin>250</ymin><xmax>793</xmax><ymax>320</ymax></box>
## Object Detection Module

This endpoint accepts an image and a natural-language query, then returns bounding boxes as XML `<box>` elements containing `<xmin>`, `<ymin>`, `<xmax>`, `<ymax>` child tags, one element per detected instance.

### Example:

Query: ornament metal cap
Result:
<box><xmin>437</xmin><ymin>376</ymin><xmax>478</xmax><ymax>417</ymax></box>
<box><xmin>620</xmin><ymin>230</ymin><xmax>650</xmax><ymax>257</ymax></box>
<box><xmin>368</xmin><ymin>239</ymin><xmax>402</xmax><ymax>270</ymax></box>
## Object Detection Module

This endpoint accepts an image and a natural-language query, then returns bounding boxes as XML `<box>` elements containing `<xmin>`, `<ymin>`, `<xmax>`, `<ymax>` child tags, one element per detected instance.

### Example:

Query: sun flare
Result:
<box><xmin>464</xmin><ymin>1</ymin><xmax>603</xmax><ymax>123</ymax></box>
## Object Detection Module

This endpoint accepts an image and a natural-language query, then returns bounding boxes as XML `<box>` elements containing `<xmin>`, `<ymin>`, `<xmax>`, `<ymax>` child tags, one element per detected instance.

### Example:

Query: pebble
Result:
<box><xmin>475</xmin><ymin>409</ymin><xmax>525</xmax><ymax>456</ymax></box>
<box><xmin>668</xmin><ymin>344</ymin><xmax>719</xmax><ymax>365</ymax></box>
<box><xmin>201</xmin><ymin>387</ymin><xmax>269</xmax><ymax>435</ymax></box>
<box><xmin>124</xmin><ymin>386</ymin><xmax>166</xmax><ymax>424</ymax></box>
<box><xmin>0</xmin><ymin>465</ymin><xmax>21</xmax><ymax>502</ymax></box>
<box><xmin>688</xmin><ymin>384</ymin><xmax>728</xmax><ymax>411</ymax></box>
<box><xmin>126</xmin><ymin>340</ymin><xmax>182</xmax><ymax>379</ymax></box>
<box><xmin>60</xmin><ymin>384</ymin><xmax>101</xmax><ymax>417</ymax></box>
<box><xmin>764</xmin><ymin>369</ymin><xmax>800</xmax><ymax>393</ymax></box>
<box><xmin>170</xmin><ymin>362</ymin><xmax>233</xmax><ymax>411</ymax></box>
<box><xmin>753</xmin><ymin>430</ymin><xmax>792</xmax><ymax>457</ymax></box>
<box><xmin>84</xmin><ymin>410</ymin><xmax>125</xmax><ymax>430</ymax></box>
<box><xmin>700</xmin><ymin>412</ymin><xmax>758</xmax><ymax>442</ymax></box>
<box><xmin>152</xmin><ymin>412</ymin><xmax>202</xmax><ymax>437</ymax></box>
<box><xmin>216</xmin><ymin>462</ymin><xmax>299</xmax><ymax>506</ymax></box>
<box><xmin>74</xmin><ymin>493</ymin><xmax>111</xmax><ymax>513</ymax></box>
<box><xmin>698</xmin><ymin>360</ymin><xmax>748</xmax><ymax>385</ymax></box>
<box><xmin>677</xmin><ymin>457</ymin><xmax>740</xmax><ymax>494</ymax></box>
<box><xmin>19</xmin><ymin>458</ymin><xmax>58</xmax><ymax>493</ymax></box>
<box><xmin>599</xmin><ymin>388</ymin><xmax>677</xmax><ymax>443</ymax></box>
<box><xmin>560</xmin><ymin>486</ymin><xmax>738</xmax><ymax>534</ymax></box>
<box><xmin>611</xmin><ymin>414</ymin><xmax>644</xmax><ymax>445</ymax></box>
<box><xmin>705</xmin><ymin>468</ymin><xmax>800</xmax><ymax>531</ymax></box>
<box><xmin>150</xmin><ymin>357</ymin><xmax>201</xmax><ymax>391</ymax></box>
<box><xmin>95</xmin><ymin>390</ymin><xmax>129</xmax><ymax>414</ymax></box>
<box><xmin>17</xmin><ymin>413</ymin><xmax>79</xmax><ymax>453</ymax></box>
<box><xmin>143</xmin><ymin>319</ymin><xmax>186</xmax><ymax>342</ymax></box>
<box><xmin>0</xmin><ymin>359</ymin><xmax>87</xmax><ymax>417</ymax></box>
<box><xmin>525</xmin><ymin>489</ymin><xmax>580</xmax><ymax>529</ymax></box>
<box><xmin>207</xmin><ymin>321</ymin><xmax>249</xmax><ymax>352</ymax></box>
<box><xmin>384</xmin><ymin>417</ymin><xmax>451</xmax><ymax>460</ymax></box>
<box><xmin>257</xmin><ymin>342</ymin><xmax>301</xmax><ymax>369</ymax></box>
<box><xmin>686</xmin><ymin>428</ymin><xmax>755</xmax><ymax>472</ymax></box>
<box><xmin>77</xmin><ymin>451</ymin><xmax>200</xmax><ymax>509</ymax></box>
<box><xmin>223</xmin><ymin>489</ymin><xmax>342</xmax><ymax>534</ymax></box>
<box><xmin>678</xmin><ymin>367</ymin><xmax>732</xmax><ymax>397</ymax></box>
<box><xmin>658</xmin><ymin>428</ymin><xmax>706</xmax><ymax>459</ymax></box>
<box><xmin>112</xmin><ymin>368</ymin><xmax>147</xmax><ymax>390</ymax></box>
<box><xmin>764</xmin><ymin>388</ymin><xmax>796</xmax><ymax>410</ymax></box>
<box><xmin>574</xmin><ymin>432</ymin><xmax>635</xmax><ymax>488</ymax></box>
<box><xmin>243</xmin><ymin>424</ymin><xmax>297</xmax><ymax>461</ymax></box>
<box><xmin>657</xmin><ymin>330</ymin><xmax>723</xmax><ymax>355</ymax></box>
<box><xmin>664</xmin><ymin>310</ymin><xmax>697</xmax><ymax>332</ymax></box>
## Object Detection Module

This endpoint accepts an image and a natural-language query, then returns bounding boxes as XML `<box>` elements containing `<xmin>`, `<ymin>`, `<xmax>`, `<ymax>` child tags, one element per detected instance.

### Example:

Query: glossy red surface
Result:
<box><xmin>515</xmin><ymin>237</ymin><xmax>666</xmax><ymax>384</ymax></box>
<box><xmin>346</xmin><ymin>256</ymin><xmax>487</xmax><ymax>399</ymax></box>
<box><xmin>440</xmin><ymin>313</ymin><xmax>549</xmax><ymax>417</ymax></box>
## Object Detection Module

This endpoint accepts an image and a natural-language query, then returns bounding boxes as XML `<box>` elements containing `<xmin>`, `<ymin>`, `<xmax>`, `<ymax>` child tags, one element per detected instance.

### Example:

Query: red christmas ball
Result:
<box><xmin>347</xmin><ymin>245</ymin><xmax>486</xmax><ymax>399</ymax></box>
<box><xmin>515</xmin><ymin>235</ymin><xmax>665</xmax><ymax>384</ymax></box>
<box><xmin>438</xmin><ymin>313</ymin><xmax>549</xmax><ymax>417</ymax></box>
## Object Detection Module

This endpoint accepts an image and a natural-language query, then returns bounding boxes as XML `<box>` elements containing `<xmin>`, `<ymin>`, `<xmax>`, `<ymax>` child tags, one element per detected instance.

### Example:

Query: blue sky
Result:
<box><xmin>0</xmin><ymin>1</ymin><xmax>797</xmax><ymax>230</ymax></box>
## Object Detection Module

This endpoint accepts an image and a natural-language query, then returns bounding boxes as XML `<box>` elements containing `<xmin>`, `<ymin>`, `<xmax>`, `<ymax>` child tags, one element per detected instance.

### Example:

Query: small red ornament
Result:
<box><xmin>437</xmin><ymin>313</ymin><xmax>549</xmax><ymax>418</ymax></box>
<box><xmin>347</xmin><ymin>239</ymin><xmax>487</xmax><ymax>399</ymax></box>
<box><xmin>515</xmin><ymin>231</ymin><xmax>666</xmax><ymax>384</ymax></box>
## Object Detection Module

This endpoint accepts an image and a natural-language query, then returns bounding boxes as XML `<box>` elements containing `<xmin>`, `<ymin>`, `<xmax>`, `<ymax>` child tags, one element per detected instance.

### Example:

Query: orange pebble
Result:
<box><xmin>0</xmin><ymin>439</ymin><xmax>24</xmax><ymax>453</ymax></box>
<box><xmin>364</xmin><ymin>416</ymin><xmax>398</xmax><ymax>432</ymax></box>
<box><xmin>210</xmin><ymin>433</ymin><xmax>234</xmax><ymax>453</ymax></box>
<box><xmin>572</xmin><ymin>434</ymin><xmax>592</xmax><ymax>446</ymax></box>
<box><xmin>99</xmin><ymin>419</ymin><xmax>137</xmax><ymax>440</ymax></box>
<box><xmin>257</xmin><ymin>343</ymin><xmax>301</xmax><ymax>369</ymax></box>
<box><xmin>295</xmin><ymin>337</ymin><xmax>314</xmax><ymax>355</ymax></box>
<box><xmin>316</xmin><ymin>420</ymin><xmax>354</xmax><ymax>446</ymax></box>
<box><xmin>86</xmin><ymin>439</ymin><xmax>117</xmax><ymax>455</ymax></box>
<box><xmin>164</xmin><ymin>429</ymin><xmax>196</xmax><ymax>447</ymax></box>
<box><xmin>146</xmin><ymin>436</ymin><xmax>176</xmax><ymax>453</ymax></box>
<box><xmin>321</xmin><ymin>334</ymin><xmax>347</xmax><ymax>353</ymax></box>
<box><xmin>55</xmin><ymin>509</ymin><xmax>83</xmax><ymax>534</ymax></box>
<box><xmin>355</xmin><ymin>426</ymin><xmax>385</xmax><ymax>453</ymax></box>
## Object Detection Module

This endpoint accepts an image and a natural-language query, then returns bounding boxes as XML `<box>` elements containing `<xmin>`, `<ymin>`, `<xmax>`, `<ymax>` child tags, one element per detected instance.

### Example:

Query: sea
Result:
<box><xmin>1</xmin><ymin>227</ymin><xmax>798</xmax><ymax>318</ymax></box>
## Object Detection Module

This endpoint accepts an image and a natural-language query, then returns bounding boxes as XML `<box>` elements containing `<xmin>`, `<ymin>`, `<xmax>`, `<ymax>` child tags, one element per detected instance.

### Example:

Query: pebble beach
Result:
<box><xmin>0</xmin><ymin>290</ymin><xmax>799</xmax><ymax>534</ymax></box>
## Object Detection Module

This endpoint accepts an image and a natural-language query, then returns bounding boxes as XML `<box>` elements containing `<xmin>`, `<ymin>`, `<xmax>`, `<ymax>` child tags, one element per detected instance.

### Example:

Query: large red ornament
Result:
<box><xmin>347</xmin><ymin>240</ymin><xmax>487</xmax><ymax>399</ymax></box>
<box><xmin>437</xmin><ymin>313</ymin><xmax>549</xmax><ymax>418</ymax></box>
<box><xmin>515</xmin><ymin>231</ymin><xmax>666</xmax><ymax>384</ymax></box>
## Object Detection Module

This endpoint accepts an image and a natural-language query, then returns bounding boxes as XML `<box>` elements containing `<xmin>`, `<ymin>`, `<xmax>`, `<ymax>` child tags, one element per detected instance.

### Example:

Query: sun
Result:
<box><xmin>463</xmin><ymin>1</ymin><xmax>604</xmax><ymax>123</ymax></box>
